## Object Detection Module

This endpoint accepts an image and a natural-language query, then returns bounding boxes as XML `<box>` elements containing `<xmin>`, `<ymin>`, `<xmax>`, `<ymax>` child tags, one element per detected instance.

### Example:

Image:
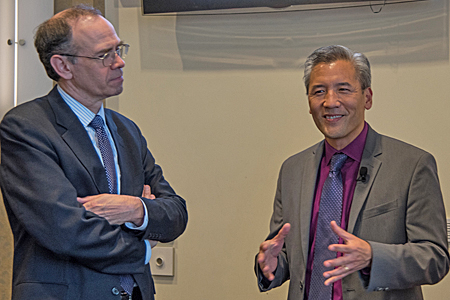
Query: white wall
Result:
<box><xmin>107</xmin><ymin>0</ymin><xmax>450</xmax><ymax>299</ymax></box>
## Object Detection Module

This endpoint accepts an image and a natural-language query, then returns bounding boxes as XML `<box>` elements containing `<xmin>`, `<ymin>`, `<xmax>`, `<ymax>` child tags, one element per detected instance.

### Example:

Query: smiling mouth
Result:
<box><xmin>325</xmin><ymin>115</ymin><xmax>343</xmax><ymax>120</ymax></box>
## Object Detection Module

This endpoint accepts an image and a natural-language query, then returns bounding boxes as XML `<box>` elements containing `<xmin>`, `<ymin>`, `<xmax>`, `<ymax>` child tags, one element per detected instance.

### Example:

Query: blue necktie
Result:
<box><xmin>309</xmin><ymin>153</ymin><xmax>348</xmax><ymax>300</ymax></box>
<box><xmin>89</xmin><ymin>115</ymin><xmax>117</xmax><ymax>194</ymax></box>
<box><xmin>89</xmin><ymin>115</ymin><xmax>134</xmax><ymax>296</ymax></box>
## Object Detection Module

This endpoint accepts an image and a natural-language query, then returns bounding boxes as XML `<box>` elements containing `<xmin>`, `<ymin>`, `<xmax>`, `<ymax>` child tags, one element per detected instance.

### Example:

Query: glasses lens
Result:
<box><xmin>103</xmin><ymin>44</ymin><xmax>129</xmax><ymax>67</ymax></box>
<box><xmin>118</xmin><ymin>44</ymin><xmax>129</xmax><ymax>59</ymax></box>
<box><xmin>102</xmin><ymin>52</ymin><xmax>112</xmax><ymax>67</ymax></box>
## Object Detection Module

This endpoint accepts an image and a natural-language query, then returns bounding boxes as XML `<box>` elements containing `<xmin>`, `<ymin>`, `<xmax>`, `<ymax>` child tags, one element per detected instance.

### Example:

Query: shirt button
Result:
<box><xmin>112</xmin><ymin>287</ymin><xmax>120</xmax><ymax>295</ymax></box>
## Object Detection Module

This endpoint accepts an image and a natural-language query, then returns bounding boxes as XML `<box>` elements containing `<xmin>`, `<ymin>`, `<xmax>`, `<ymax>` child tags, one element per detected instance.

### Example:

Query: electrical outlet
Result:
<box><xmin>150</xmin><ymin>247</ymin><xmax>174</xmax><ymax>276</ymax></box>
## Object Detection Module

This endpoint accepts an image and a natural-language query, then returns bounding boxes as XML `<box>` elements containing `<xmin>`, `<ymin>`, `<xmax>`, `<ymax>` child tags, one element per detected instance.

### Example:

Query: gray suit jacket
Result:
<box><xmin>256</xmin><ymin>125</ymin><xmax>449</xmax><ymax>300</ymax></box>
<box><xmin>0</xmin><ymin>86</ymin><xmax>188</xmax><ymax>300</ymax></box>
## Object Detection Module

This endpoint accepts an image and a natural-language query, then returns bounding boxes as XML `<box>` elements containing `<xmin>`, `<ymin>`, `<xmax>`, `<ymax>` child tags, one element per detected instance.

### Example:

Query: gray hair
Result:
<box><xmin>34</xmin><ymin>4</ymin><xmax>102</xmax><ymax>81</ymax></box>
<box><xmin>303</xmin><ymin>45</ymin><xmax>371</xmax><ymax>94</ymax></box>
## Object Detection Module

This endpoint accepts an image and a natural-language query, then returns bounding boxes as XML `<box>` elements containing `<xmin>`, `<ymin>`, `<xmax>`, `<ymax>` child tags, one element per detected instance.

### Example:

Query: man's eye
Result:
<box><xmin>313</xmin><ymin>90</ymin><xmax>325</xmax><ymax>95</ymax></box>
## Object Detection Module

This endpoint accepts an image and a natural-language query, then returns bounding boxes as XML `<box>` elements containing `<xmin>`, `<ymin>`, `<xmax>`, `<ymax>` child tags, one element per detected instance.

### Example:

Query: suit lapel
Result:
<box><xmin>47</xmin><ymin>87</ymin><xmax>110</xmax><ymax>194</ymax></box>
<box><xmin>347</xmin><ymin>126</ymin><xmax>382</xmax><ymax>233</ymax></box>
<box><xmin>300</xmin><ymin>142</ymin><xmax>324</xmax><ymax>263</ymax></box>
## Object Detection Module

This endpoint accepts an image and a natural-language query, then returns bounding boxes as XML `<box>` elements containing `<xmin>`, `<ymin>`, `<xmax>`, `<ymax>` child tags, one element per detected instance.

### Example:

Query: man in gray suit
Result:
<box><xmin>255</xmin><ymin>45</ymin><xmax>449</xmax><ymax>299</ymax></box>
<box><xmin>0</xmin><ymin>5</ymin><xmax>187</xmax><ymax>300</ymax></box>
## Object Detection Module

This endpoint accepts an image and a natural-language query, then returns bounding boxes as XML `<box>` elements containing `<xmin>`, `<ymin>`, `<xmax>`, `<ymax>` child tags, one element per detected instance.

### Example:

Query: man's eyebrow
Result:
<box><xmin>310</xmin><ymin>84</ymin><xmax>326</xmax><ymax>90</ymax></box>
<box><xmin>336</xmin><ymin>82</ymin><xmax>352</xmax><ymax>87</ymax></box>
<box><xmin>95</xmin><ymin>41</ymin><xmax>126</xmax><ymax>55</ymax></box>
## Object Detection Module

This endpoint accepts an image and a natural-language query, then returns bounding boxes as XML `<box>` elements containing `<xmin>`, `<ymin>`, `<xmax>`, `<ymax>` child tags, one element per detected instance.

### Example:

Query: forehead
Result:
<box><xmin>71</xmin><ymin>15</ymin><xmax>121</xmax><ymax>52</ymax></box>
<box><xmin>310</xmin><ymin>60</ymin><xmax>358</xmax><ymax>86</ymax></box>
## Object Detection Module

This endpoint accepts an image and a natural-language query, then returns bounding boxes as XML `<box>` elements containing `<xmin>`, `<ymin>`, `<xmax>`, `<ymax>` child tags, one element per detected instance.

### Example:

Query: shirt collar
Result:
<box><xmin>57</xmin><ymin>85</ymin><xmax>106</xmax><ymax>127</ymax></box>
<box><xmin>324</xmin><ymin>122</ymin><xmax>369</xmax><ymax>165</ymax></box>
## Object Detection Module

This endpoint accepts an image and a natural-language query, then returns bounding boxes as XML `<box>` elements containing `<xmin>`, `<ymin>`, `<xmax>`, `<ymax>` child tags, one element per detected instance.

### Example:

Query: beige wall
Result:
<box><xmin>106</xmin><ymin>1</ymin><xmax>450</xmax><ymax>299</ymax></box>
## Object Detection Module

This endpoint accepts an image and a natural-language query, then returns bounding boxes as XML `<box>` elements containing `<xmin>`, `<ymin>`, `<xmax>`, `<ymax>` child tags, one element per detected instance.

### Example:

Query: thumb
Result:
<box><xmin>274</xmin><ymin>223</ymin><xmax>291</xmax><ymax>242</ymax></box>
<box><xmin>77</xmin><ymin>197</ymin><xmax>87</xmax><ymax>204</ymax></box>
<box><xmin>142</xmin><ymin>185</ymin><xmax>151</xmax><ymax>198</ymax></box>
<box><xmin>330</xmin><ymin>221</ymin><xmax>352</xmax><ymax>242</ymax></box>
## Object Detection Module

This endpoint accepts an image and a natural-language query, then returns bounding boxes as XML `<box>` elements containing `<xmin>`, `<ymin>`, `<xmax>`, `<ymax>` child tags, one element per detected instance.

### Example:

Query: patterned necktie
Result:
<box><xmin>89</xmin><ymin>115</ymin><xmax>134</xmax><ymax>296</ymax></box>
<box><xmin>309</xmin><ymin>153</ymin><xmax>348</xmax><ymax>300</ymax></box>
<box><xmin>89</xmin><ymin>115</ymin><xmax>117</xmax><ymax>194</ymax></box>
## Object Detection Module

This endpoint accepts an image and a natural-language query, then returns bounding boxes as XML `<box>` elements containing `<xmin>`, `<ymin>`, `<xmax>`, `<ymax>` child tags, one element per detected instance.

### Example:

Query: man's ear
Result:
<box><xmin>50</xmin><ymin>55</ymin><xmax>73</xmax><ymax>80</ymax></box>
<box><xmin>364</xmin><ymin>87</ymin><xmax>373</xmax><ymax>110</ymax></box>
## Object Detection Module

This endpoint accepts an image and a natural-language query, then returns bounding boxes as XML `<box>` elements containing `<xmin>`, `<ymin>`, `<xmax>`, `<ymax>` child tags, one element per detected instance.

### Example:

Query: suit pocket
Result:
<box><xmin>14</xmin><ymin>282</ymin><xmax>68</xmax><ymax>300</ymax></box>
<box><xmin>361</xmin><ymin>199</ymin><xmax>399</xmax><ymax>220</ymax></box>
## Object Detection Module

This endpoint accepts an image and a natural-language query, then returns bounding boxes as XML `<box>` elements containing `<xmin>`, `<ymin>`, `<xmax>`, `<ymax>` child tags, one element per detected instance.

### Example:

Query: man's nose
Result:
<box><xmin>323</xmin><ymin>90</ymin><xmax>340</xmax><ymax>107</ymax></box>
<box><xmin>111</xmin><ymin>53</ymin><xmax>125</xmax><ymax>69</ymax></box>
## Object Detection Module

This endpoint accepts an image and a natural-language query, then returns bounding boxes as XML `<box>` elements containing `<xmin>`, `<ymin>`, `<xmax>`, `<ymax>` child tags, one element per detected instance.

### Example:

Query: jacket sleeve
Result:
<box><xmin>140</xmin><ymin>148</ymin><xmax>188</xmax><ymax>242</ymax></box>
<box><xmin>255</xmin><ymin>165</ymin><xmax>291</xmax><ymax>291</ymax></box>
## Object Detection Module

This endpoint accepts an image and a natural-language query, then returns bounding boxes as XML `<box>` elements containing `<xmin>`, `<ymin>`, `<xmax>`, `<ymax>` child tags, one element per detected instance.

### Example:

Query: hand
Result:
<box><xmin>78</xmin><ymin>194</ymin><xmax>144</xmax><ymax>226</ymax></box>
<box><xmin>142</xmin><ymin>184</ymin><xmax>156</xmax><ymax>200</ymax></box>
<box><xmin>323</xmin><ymin>221</ymin><xmax>372</xmax><ymax>286</ymax></box>
<box><xmin>257</xmin><ymin>223</ymin><xmax>291</xmax><ymax>281</ymax></box>
<box><xmin>141</xmin><ymin>185</ymin><xmax>158</xmax><ymax>246</ymax></box>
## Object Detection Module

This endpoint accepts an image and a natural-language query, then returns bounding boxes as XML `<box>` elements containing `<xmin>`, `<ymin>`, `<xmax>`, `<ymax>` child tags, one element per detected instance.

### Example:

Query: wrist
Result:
<box><xmin>132</xmin><ymin>197</ymin><xmax>145</xmax><ymax>226</ymax></box>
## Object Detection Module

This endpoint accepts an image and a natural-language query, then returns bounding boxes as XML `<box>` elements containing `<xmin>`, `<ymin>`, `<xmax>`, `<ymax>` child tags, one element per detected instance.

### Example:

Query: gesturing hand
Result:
<box><xmin>323</xmin><ymin>221</ymin><xmax>372</xmax><ymax>286</ymax></box>
<box><xmin>257</xmin><ymin>223</ymin><xmax>291</xmax><ymax>281</ymax></box>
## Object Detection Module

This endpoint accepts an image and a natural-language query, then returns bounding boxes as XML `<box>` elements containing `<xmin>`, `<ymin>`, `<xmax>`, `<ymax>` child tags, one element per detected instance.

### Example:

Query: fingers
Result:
<box><xmin>321</xmin><ymin>222</ymin><xmax>373</xmax><ymax>285</ymax></box>
<box><xmin>262</xmin><ymin>267</ymin><xmax>275</xmax><ymax>281</ymax></box>
<box><xmin>77</xmin><ymin>196</ymin><xmax>91</xmax><ymax>204</ymax></box>
<box><xmin>141</xmin><ymin>185</ymin><xmax>156</xmax><ymax>199</ymax></box>
<box><xmin>257</xmin><ymin>248</ymin><xmax>276</xmax><ymax>281</ymax></box>
<box><xmin>257</xmin><ymin>223</ymin><xmax>291</xmax><ymax>282</ymax></box>
<box><xmin>324</xmin><ymin>265</ymin><xmax>351</xmax><ymax>286</ymax></box>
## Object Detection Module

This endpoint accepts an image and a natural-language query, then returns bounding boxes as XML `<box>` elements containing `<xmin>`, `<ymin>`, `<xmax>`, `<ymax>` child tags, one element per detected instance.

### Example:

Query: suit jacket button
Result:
<box><xmin>112</xmin><ymin>287</ymin><xmax>120</xmax><ymax>295</ymax></box>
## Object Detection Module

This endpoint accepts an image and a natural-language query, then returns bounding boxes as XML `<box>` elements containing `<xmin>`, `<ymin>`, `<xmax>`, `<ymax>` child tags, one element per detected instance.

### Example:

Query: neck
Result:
<box><xmin>57</xmin><ymin>81</ymin><xmax>104</xmax><ymax>114</ymax></box>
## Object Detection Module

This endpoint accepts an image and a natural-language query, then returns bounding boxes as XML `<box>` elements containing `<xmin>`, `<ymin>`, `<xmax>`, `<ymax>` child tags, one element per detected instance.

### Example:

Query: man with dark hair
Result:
<box><xmin>255</xmin><ymin>45</ymin><xmax>449</xmax><ymax>300</ymax></box>
<box><xmin>0</xmin><ymin>5</ymin><xmax>187</xmax><ymax>300</ymax></box>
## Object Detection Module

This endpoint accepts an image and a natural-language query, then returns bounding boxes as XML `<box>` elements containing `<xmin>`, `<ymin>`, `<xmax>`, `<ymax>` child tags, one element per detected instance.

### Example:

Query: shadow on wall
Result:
<box><xmin>136</xmin><ymin>0</ymin><xmax>448</xmax><ymax>71</ymax></box>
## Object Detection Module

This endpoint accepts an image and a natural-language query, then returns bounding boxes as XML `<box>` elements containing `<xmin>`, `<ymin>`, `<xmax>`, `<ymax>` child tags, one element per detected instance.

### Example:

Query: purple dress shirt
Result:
<box><xmin>305</xmin><ymin>123</ymin><xmax>369</xmax><ymax>300</ymax></box>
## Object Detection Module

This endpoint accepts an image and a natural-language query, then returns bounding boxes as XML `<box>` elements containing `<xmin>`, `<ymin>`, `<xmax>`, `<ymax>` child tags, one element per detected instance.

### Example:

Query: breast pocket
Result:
<box><xmin>358</xmin><ymin>199</ymin><xmax>405</xmax><ymax>243</ymax></box>
<box><xmin>361</xmin><ymin>199</ymin><xmax>399</xmax><ymax>220</ymax></box>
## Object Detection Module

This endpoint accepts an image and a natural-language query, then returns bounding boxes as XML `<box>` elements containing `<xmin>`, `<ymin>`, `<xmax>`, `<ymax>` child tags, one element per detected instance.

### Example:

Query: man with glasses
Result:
<box><xmin>0</xmin><ymin>5</ymin><xmax>187</xmax><ymax>300</ymax></box>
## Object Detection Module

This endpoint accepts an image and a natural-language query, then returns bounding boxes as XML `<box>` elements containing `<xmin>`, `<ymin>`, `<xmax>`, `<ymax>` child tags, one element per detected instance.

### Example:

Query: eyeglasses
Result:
<box><xmin>56</xmin><ymin>44</ymin><xmax>130</xmax><ymax>67</ymax></box>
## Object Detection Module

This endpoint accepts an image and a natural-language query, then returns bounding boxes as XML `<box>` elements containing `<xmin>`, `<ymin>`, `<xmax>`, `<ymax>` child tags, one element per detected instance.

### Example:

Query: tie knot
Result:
<box><xmin>89</xmin><ymin>115</ymin><xmax>105</xmax><ymax>130</ymax></box>
<box><xmin>330</xmin><ymin>153</ymin><xmax>347</xmax><ymax>172</ymax></box>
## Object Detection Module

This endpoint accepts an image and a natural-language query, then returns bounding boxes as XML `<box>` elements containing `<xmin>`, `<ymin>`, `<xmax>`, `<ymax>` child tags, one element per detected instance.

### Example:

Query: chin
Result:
<box><xmin>108</xmin><ymin>87</ymin><xmax>124</xmax><ymax>97</ymax></box>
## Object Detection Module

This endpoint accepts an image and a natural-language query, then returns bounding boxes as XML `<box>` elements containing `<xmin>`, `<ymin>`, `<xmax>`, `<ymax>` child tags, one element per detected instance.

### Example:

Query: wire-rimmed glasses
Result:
<box><xmin>56</xmin><ymin>44</ymin><xmax>129</xmax><ymax>67</ymax></box>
